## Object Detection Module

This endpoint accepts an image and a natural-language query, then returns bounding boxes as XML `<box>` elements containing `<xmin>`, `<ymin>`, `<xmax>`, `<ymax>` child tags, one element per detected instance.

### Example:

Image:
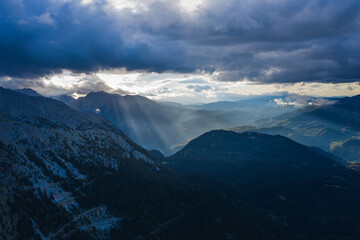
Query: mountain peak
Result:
<box><xmin>85</xmin><ymin>90</ymin><xmax>115</xmax><ymax>98</ymax></box>
<box><xmin>169</xmin><ymin>129</ymin><xmax>338</xmax><ymax>171</ymax></box>
<box><xmin>15</xmin><ymin>88</ymin><xmax>42</xmax><ymax>97</ymax></box>
<box><xmin>83</xmin><ymin>91</ymin><xmax>150</xmax><ymax>102</ymax></box>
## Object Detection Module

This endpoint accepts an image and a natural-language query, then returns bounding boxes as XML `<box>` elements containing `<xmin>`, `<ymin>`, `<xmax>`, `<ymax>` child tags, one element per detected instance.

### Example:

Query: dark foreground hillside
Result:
<box><xmin>167</xmin><ymin>130</ymin><xmax>360</xmax><ymax>240</ymax></box>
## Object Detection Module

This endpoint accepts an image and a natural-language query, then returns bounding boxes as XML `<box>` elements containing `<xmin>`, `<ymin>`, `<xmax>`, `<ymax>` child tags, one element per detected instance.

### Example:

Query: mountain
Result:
<box><xmin>335</xmin><ymin>94</ymin><xmax>360</xmax><ymax>112</ymax></box>
<box><xmin>52</xmin><ymin>94</ymin><xmax>76</xmax><ymax>105</ymax></box>
<box><xmin>198</xmin><ymin>96</ymin><xmax>306</xmax><ymax>120</ymax></box>
<box><xmin>16</xmin><ymin>88</ymin><xmax>42</xmax><ymax>97</ymax></box>
<box><xmin>167</xmin><ymin>130</ymin><xmax>360</xmax><ymax>239</ymax></box>
<box><xmin>331</xmin><ymin>137</ymin><xmax>360</xmax><ymax>162</ymax></box>
<box><xmin>229</xmin><ymin>125</ymin><xmax>294</xmax><ymax>137</ymax></box>
<box><xmin>70</xmin><ymin>91</ymin><xmax>187</xmax><ymax>154</ymax></box>
<box><xmin>201</xmin><ymin>97</ymin><xmax>285</xmax><ymax>111</ymax></box>
<box><xmin>71</xmin><ymin>91</ymin><xmax>333</xmax><ymax>155</ymax></box>
<box><xmin>0</xmin><ymin>87</ymin><xmax>284</xmax><ymax>240</ymax></box>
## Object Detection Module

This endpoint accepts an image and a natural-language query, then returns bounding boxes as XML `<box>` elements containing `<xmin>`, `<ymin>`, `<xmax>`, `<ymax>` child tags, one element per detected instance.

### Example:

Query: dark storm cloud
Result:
<box><xmin>0</xmin><ymin>0</ymin><xmax>191</xmax><ymax>78</ymax></box>
<box><xmin>1</xmin><ymin>0</ymin><xmax>360</xmax><ymax>84</ymax></box>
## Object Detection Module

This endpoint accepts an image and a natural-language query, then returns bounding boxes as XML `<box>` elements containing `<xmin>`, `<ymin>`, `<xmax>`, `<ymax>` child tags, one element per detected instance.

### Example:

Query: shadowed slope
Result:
<box><xmin>167</xmin><ymin>130</ymin><xmax>360</xmax><ymax>239</ymax></box>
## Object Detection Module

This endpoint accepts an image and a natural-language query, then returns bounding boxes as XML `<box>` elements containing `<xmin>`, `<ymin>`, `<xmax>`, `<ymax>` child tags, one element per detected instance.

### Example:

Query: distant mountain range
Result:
<box><xmin>166</xmin><ymin>130</ymin><xmax>360</xmax><ymax>239</ymax></box>
<box><xmin>63</xmin><ymin>91</ymin><xmax>297</xmax><ymax>154</ymax></box>
<box><xmin>230</xmin><ymin>95</ymin><xmax>360</xmax><ymax>161</ymax></box>
<box><xmin>199</xmin><ymin>96</ymin><xmax>292</xmax><ymax>113</ymax></box>
<box><xmin>13</xmin><ymin>89</ymin><xmax>360</xmax><ymax>160</ymax></box>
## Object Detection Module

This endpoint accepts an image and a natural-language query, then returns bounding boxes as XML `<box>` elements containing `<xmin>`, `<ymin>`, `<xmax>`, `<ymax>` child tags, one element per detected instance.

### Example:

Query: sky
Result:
<box><xmin>1</xmin><ymin>0</ymin><xmax>360</xmax><ymax>103</ymax></box>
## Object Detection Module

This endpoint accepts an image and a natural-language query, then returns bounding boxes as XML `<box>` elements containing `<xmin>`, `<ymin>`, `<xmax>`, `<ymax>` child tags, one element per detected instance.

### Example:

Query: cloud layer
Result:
<box><xmin>1</xmin><ymin>0</ymin><xmax>360</xmax><ymax>84</ymax></box>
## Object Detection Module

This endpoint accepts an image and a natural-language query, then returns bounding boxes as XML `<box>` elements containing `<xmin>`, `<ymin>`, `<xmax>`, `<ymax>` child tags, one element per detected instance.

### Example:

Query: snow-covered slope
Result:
<box><xmin>0</xmin><ymin>87</ymin><xmax>159</xmax><ymax>239</ymax></box>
